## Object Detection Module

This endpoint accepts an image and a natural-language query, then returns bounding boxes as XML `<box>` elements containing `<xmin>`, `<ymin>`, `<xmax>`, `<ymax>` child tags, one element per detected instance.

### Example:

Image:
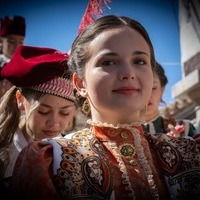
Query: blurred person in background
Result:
<box><xmin>0</xmin><ymin>45</ymin><xmax>77</xmax><ymax>195</ymax></box>
<box><xmin>141</xmin><ymin>61</ymin><xmax>197</xmax><ymax>137</ymax></box>
<box><xmin>0</xmin><ymin>16</ymin><xmax>26</xmax><ymax>98</ymax></box>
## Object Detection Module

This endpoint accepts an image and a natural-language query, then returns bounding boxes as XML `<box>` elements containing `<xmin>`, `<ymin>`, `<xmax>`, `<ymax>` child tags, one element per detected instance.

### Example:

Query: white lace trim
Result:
<box><xmin>105</xmin><ymin>140</ymin><xmax>135</xmax><ymax>199</ymax></box>
<box><xmin>87</xmin><ymin>119</ymin><xmax>143</xmax><ymax>128</ymax></box>
<box><xmin>132</xmin><ymin>128</ymin><xmax>159</xmax><ymax>199</ymax></box>
<box><xmin>102</xmin><ymin>126</ymin><xmax>159</xmax><ymax>199</ymax></box>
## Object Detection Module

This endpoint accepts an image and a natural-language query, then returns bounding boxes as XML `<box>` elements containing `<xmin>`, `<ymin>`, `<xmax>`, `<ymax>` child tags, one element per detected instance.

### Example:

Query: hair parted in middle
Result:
<box><xmin>67</xmin><ymin>15</ymin><xmax>156</xmax><ymax>113</ymax></box>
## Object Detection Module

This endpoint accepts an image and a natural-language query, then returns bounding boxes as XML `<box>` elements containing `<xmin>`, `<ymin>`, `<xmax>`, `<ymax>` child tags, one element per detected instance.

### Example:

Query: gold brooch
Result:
<box><xmin>119</xmin><ymin>143</ymin><xmax>136</xmax><ymax>157</ymax></box>
<box><xmin>119</xmin><ymin>143</ymin><xmax>137</xmax><ymax>166</ymax></box>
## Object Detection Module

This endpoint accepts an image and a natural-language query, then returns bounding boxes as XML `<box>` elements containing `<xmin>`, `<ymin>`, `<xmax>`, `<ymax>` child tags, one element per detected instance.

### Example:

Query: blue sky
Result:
<box><xmin>1</xmin><ymin>0</ymin><xmax>181</xmax><ymax>105</ymax></box>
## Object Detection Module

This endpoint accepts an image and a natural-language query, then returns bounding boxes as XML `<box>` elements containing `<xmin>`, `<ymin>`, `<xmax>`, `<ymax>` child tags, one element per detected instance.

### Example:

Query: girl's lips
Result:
<box><xmin>113</xmin><ymin>87</ymin><xmax>139</xmax><ymax>95</ymax></box>
<box><xmin>43</xmin><ymin>131</ymin><xmax>60</xmax><ymax>136</ymax></box>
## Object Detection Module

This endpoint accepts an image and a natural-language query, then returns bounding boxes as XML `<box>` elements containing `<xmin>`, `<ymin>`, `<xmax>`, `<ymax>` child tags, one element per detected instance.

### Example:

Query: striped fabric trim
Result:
<box><xmin>29</xmin><ymin>77</ymin><xmax>75</xmax><ymax>101</ymax></box>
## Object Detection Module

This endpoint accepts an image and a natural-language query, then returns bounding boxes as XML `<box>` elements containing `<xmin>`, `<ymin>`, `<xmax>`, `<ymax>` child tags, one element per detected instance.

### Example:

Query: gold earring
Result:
<box><xmin>82</xmin><ymin>99</ymin><xmax>90</xmax><ymax>116</ymax></box>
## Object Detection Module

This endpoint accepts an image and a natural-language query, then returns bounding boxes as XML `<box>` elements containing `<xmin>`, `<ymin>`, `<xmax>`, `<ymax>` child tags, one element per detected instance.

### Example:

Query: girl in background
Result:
<box><xmin>141</xmin><ymin>62</ymin><xmax>197</xmax><ymax>137</ymax></box>
<box><xmin>0</xmin><ymin>45</ymin><xmax>77</xmax><ymax>193</ymax></box>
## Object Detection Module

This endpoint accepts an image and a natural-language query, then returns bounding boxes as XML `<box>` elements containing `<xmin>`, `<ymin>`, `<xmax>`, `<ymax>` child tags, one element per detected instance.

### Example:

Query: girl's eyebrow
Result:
<box><xmin>99</xmin><ymin>50</ymin><xmax>149</xmax><ymax>56</ymax></box>
<box><xmin>97</xmin><ymin>51</ymin><xmax>118</xmax><ymax>58</ymax></box>
<box><xmin>39</xmin><ymin>103</ymin><xmax>75</xmax><ymax>109</ymax></box>
<box><xmin>96</xmin><ymin>50</ymin><xmax>149</xmax><ymax>60</ymax></box>
<box><xmin>132</xmin><ymin>51</ymin><xmax>149</xmax><ymax>56</ymax></box>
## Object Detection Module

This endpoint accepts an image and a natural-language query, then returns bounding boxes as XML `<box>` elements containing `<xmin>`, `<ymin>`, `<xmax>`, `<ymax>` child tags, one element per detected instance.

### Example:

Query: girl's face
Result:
<box><xmin>145</xmin><ymin>74</ymin><xmax>165</xmax><ymax>120</ymax></box>
<box><xmin>24</xmin><ymin>94</ymin><xmax>76</xmax><ymax>140</ymax></box>
<box><xmin>1</xmin><ymin>34</ymin><xmax>25</xmax><ymax>58</ymax></box>
<box><xmin>74</xmin><ymin>27</ymin><xmax>153</xmax><ymax>125</ymax></box>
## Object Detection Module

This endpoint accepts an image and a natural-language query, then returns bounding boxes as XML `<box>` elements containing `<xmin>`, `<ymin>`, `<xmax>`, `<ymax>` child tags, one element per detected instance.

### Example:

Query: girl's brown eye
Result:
<box><xmin>60</xmin><ymin>113</ymin><xmax>70</xmax><ymax>116</ymax></box>
<box><xmin>38</xmin><ymin>111</ymin><xmax>48</xmax><ymax>115</ymax></box>
<box><xmin>135</xmin><ymin>60</ymin><xmax>145</xmax><ymax>65</ymax></box>
<box><xmin>102</xmin><ymin>60</ymin><xmax>115</xmax><ymax>66</ymax></box>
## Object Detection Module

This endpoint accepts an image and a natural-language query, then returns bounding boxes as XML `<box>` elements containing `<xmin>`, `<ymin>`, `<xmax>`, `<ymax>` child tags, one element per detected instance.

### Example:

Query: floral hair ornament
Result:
<box><xmin>78</xmin><ymin>0</ymin><xmax>111</xmax><ymax>34</ymax></box>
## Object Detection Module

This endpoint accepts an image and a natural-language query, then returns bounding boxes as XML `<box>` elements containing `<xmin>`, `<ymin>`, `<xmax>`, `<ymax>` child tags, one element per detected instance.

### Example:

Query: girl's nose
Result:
<box><xmin>121</xmin><ymin>74</ymin><xmax>135</xmax><ymax>80</ymax></box>
<box><xmin>46</xmin><ymin>116</ymin><xmax>59</xmax><ymax>127</ymax></box>
<box><xmin>119</xmin><ymin>63</ymin><xmax>135</xmax><ymax>80</ymax></box>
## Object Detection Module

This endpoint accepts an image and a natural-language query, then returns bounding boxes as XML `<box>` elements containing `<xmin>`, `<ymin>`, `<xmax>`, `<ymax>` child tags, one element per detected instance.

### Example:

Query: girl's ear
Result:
<box><xmin>73</xmin><ymin>73</ymin><xmax>87</xmax><ymax>97</ymax></box>
<box><xmin>16</xmin><ymin>90</ymin><xmax>25</xmax><ymax>110</ymax></box>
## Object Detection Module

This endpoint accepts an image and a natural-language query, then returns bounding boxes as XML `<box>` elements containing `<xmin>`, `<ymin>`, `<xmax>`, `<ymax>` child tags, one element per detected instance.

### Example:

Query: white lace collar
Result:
<box><xmin>87</xmin><ymin>119</ymin><xmax>143</xmax><ymax>129</ymax></box>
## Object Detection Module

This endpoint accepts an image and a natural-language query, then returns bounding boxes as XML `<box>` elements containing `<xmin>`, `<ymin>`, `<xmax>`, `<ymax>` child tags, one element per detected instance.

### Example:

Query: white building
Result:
<box><xmin>160</xmin><ymin>0</ymin><xmax>200</xmax><ymax>132</ymax></box>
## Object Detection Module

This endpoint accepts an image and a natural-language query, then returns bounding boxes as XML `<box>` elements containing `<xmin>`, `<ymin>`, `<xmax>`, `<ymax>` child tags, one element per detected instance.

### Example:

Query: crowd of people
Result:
<box><xmin>0</xmin><ymin>1</ymin><xmax>200</xmax><ymax>199</ymax></box>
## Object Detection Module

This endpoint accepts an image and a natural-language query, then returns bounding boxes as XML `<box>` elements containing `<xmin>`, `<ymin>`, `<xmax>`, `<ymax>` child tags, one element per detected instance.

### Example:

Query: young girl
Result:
<box><xmin>141</xmin><ymin>62</ymin><xmax>197</xmax><ymax>137</ymax></box>
<box><xmin>10</xmin><ymin>15</ymin><xmax>200</xmax><ymax>200</ymax></box>
<box><xmin>0</xmin><ymin>45</ymin><xmax>77</xmax><ymax>193</ymax></box>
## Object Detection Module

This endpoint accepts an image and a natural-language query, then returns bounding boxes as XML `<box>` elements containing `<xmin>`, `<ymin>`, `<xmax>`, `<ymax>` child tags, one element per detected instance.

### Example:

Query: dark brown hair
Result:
<box><xmin>154</xmin><ymin>62</ymin><xmax>168</xmax><ymax>87</ymax></box>
<box><xmin>68</xmin><ymin>15</ymin><xmax>156</xmax><ymax>113</ymax></box>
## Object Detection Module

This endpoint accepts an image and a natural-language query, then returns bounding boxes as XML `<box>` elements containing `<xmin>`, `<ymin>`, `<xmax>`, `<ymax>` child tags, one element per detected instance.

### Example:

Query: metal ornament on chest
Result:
<box><xmin>119</xmin><ymin>143</ymin><xmax>137</xmax><ymax>166</ymax></box>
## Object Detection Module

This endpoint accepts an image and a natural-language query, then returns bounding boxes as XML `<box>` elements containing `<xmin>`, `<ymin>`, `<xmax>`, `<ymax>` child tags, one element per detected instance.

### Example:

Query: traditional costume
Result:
<box><xmin>10</xmin><ymin>120</ymin><xmax>200</xmax><ymax>200</ymax></box>
<box><xmin>142</xmin><ymin>115</ymin><xmax>196</xmax><ymax>137</ymax></box>
<box><xmin>0</xmin><ymin>45</ymin><xmax>75</xmax><ymax>196</ymax></box>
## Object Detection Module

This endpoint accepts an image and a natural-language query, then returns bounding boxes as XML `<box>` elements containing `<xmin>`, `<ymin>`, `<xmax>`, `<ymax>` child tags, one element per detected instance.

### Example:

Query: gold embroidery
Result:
<box><xmin>121</xmin><ymin>131</ymin><xmax>129</xmax><ymax>139</ymax></box>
